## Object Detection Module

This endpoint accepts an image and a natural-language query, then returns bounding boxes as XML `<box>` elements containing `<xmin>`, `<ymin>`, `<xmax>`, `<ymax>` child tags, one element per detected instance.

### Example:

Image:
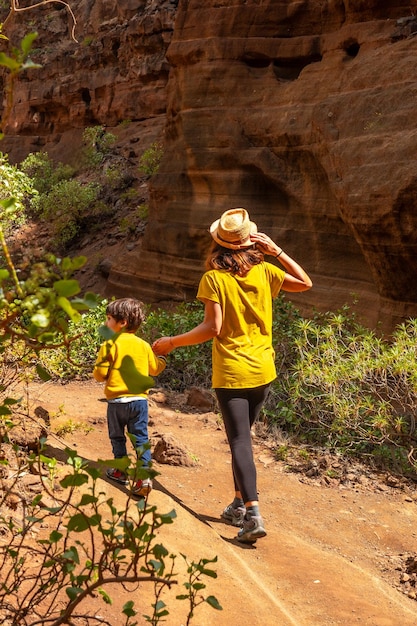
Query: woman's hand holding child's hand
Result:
<box><xmin>152</xmin><ymin>337</ymin><xmax>173</xmax><ymax>356</ymax></box>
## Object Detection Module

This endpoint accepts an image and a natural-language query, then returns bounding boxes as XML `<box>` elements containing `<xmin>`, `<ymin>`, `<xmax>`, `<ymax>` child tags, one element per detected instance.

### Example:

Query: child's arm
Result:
<box><xmin>93</xmin><ymin>342</ymin><xmax>113</xmax><ymax>382</ymax></box>
<box><xmin>149</xmin><ymin>353</ymin><xmax>167</xmax><ymax>377</ymax></box>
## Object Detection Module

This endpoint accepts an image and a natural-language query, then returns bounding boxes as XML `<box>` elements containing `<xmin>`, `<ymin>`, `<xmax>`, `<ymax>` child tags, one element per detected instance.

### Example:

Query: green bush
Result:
<box><xmin>20</xmin><ymin>151</ymin><xmax>74</xmax><ymax>197</ymax></box>
<box><xmin>33</xmin><ymin>179</ymin><xmax>101</xmax><ymax>246</ymax></box>
<box><xmin>0</xmin><ymin>153</ymin><xmax>37</xmax><ymax>234</ymax></box>
<box><xmin>270</xmin><ymin>308</ymin><xmax>417</xmax><ymax>473</ymax></box>
<box><xmin>138</xmin><ymin>142</ymin><xmax>164</xmax><ymax>177</ymax></box>
<box><xmin>81</xmin><ymin>125</ymin><xmax>116</xmax><ymax>168</ymax></box>
<box><xmin>37</xmin><ymin>299</ymin><xmax>107</xmax><ymax>379</ymax></box>
<box><xmin>0</xmin><ymin>446</ymin><xmax>222</xmax><ymax>624</ymax></box>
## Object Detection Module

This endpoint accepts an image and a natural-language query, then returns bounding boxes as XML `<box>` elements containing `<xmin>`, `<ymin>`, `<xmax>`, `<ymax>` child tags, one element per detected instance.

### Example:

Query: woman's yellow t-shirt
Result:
<box><xmin>197</xmin><ymin>262</ymin><xmax>285</xmax><ymax>389</ymax></box>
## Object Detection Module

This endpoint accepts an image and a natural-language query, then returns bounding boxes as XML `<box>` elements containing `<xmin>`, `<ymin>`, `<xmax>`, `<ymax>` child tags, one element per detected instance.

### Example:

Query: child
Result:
<box><xmin>93</xmin><ymin>297</ymin><xmax>166</xmax><ymax>497</ymax></box>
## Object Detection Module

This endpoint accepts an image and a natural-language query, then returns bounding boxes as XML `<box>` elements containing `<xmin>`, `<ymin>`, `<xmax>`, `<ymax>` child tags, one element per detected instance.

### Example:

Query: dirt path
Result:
<box><xmin>25</xmin><ymin>380</ymin><xmax>417</xmax><ymax>625</ymax></box>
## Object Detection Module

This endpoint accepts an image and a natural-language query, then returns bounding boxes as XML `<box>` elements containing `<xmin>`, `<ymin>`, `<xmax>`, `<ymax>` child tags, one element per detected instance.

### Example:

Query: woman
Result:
<box><xmin>152</xmin><ymin>208</ymin><xmax>312</xmax><ymax>543</ymax></box>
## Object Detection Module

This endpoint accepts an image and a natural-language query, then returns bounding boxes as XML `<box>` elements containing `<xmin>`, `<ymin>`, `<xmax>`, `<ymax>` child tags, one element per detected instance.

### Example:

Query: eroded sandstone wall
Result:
<box><xmin>3</xmin><ymin>0</ymin><xmax>417</xmax><ymax>331</ymax></box>
<box><xmin>124</xmin><ymin>0</ymin><xmax>417</xmax><ymax>331</ymax></box>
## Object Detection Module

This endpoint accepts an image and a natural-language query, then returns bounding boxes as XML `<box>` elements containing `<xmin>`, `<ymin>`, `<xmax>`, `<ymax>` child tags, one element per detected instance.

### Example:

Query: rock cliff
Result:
<box><xmin>2</xmin><ymin>0</ymin><xmax>417</xmax><ymax>332</ymax></box>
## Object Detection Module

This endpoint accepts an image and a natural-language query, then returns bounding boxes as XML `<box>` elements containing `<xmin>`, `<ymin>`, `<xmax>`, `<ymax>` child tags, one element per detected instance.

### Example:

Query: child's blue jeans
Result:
<box><xmin>107</xmin><ymin>398</ymin><xmax>151</xmax><ymax>466</ymax></box>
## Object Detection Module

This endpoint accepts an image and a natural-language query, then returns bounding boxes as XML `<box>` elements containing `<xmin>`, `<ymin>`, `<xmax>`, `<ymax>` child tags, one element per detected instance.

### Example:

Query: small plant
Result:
<box><xmin>104</xmin><ymin>163</ymin><xmax>124</xmax><ymax>189</ymax></box>
<box><xmin>138</xmin><ymin>202</ymin><xmax>149</xmax><ymax>220</ymax></box>
<box><xmin>119</xmin><ymin>216</ymin><xmax>132</xmax><ymax>233</ymax></box>
<box><xmin>274</xmin><ymin>445</ymin><xmax>289</xmax><ymax>461</ymax></box>
<box><xmin>81</xmin><ymin>125</ymin><xmax>116</xmax><ymax>168</ymax></box>
<box><xmin>54</xmin><ymin>418</ymin><xmax>93</xmax><ymax>436</ymax></box>
<box><xmin>138</xmin><ymin>142</ymin><xmax>164</xmax><ymax>177</ymax></box>
<box><xmin>82</xmin><ymin>35</ymin><xmax>94</xmax><ymax>46</ymax></box>
<box><xmin>176</xmin><ymin>554</ymin><xmax>222</xmax><ymax>625</ymax></box>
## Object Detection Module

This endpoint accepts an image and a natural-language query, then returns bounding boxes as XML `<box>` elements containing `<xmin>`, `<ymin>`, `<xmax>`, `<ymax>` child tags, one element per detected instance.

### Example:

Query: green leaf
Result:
<box><xmin>83</xmin><ymin>291</ymin><xmax>101</xmax><ymax>307</ymax></box>
<box><xmin>54</xmin><ymin>279</ymin><xmax>81</xmax><ymax>298</ymax></box>
<box><xmin>60</xmin><ymin>473</ymin><xmax>89</xmax><ymax>488</ymax></box>
<box><xmin>79</xmin><ymin>493</ymin><xmax>97</xmax><ymax>506</ymax></box>
<box><xmin>99</xmin><ymin>457</ymin><xmax>130</xmax><ymax>471</ymax></box>
<box><xmin>66</xmin><ymin>586</ymin><xmax>83</xmax><ymax>601</ymax></box>
<box><xmin>98</xmin><ymin>588</ymin><xmax>112</xmax><ymax>605</ymax></box>
<box><xmin>192</xmin><ymin>582</ymin><xmax>206</xmax><ymax>591</ymax></box>
<box><xmin>0</xmin><ymin>52</ymin><xmax>20</xmax><ymax>71</ymax></box>
<box><xmin>199</xmin><ymin>567</ymin><xmax>217</xmax><ymax>579</ymax></box>
<box><xmin>158</xmin><ymin>510</ymin><xmax>177</xmax><ymax>523</ymax></box>
<box><xmin>0</xmin><ymin>197</ymin><xmax>18</xmax><ymax>210</ymax></box>
<box><xmin>0</xmin><ymin>269</ymin><xmax>9</xmax><ymax>281</ymax></box>
<box><xmin>206</xmin><ymin>595</ymin><xmax>223</xmax><ymax>610</ymax></box>
<box><xmin>63</xmin><ymin>546</ymin><xmax>79</xmax><ymax>563</ymax></box>
<box><xmin>49</xmin><ymin>530</ymin><xmax>63</xmax><ymax>543</ymax></box>
<box><xmin>36</xmin><ymin>364</ymin><xmax>52</xmax><ymax>382</ymax></box>
<box><xmin>30</xmin><ymin>311</ymin><xmax>50</xmax><ymax>328</ymax></box>
<box><xmin>71</xmin><ymin>256</ymin><xmax>87</xmax><ymax>270</ymax></box>
<box><xmin>98</xmin><ymin>325</ymin><xmax>114</xmax><ymax>340</ymax></box>
<box><xmin>66</xmin><ymin>513</ymin><xmax>90</xmax><ymax>532</ymax></box>
<box><xmin>20</xmin><ymin>32</ymin><xmax>38</xmax><ymax>56</ymax></box>
<box><xmin>57</xmin><ymin>296</ymin><xmax>81</xmax><ymax>323</ymax></box>
<box><xmin>122</xmin><ymin>601</ymin><xmax>137</xmax><ymax>617</ymax></box>
<box><xmin>118</xmin><ymin>354</ymin><xmax>155</xmax><ymax>395</ymax></box>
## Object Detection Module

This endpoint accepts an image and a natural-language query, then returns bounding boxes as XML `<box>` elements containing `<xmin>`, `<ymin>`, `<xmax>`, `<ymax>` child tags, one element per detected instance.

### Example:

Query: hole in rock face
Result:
<box><xmin>343</xmin><ymin>39</ymin><xmax>360</xmax><ymax>58</ymax></box>
<box><xmin>81</xmin><ymin>88</ymin><xmax>91</xmax><ymax>105</ymax></box>
<box><xmin>242</xmin><ymin>54</ymin><xmax>271</xmax><ymax>69</ymax></box>
<box><xmin>273</xmin><ymin>55</ymin><xmax>322</xmax><ymax>80</ymax></box>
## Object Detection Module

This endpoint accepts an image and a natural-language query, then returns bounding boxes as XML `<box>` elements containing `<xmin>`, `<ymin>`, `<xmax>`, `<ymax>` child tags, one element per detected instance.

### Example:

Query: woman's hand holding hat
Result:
<box><xmin>250</xmin><ymin>232</ymin><xmax>282</xmax><ymax>257</ymax></box>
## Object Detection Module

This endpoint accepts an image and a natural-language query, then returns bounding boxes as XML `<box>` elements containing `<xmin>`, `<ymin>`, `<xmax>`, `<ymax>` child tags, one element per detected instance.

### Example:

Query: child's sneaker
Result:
<box><xmin>132</xmin><ymin>478</ymin><xmax>152</xmax><ymax>498</ymax></box>
<box><xmin>106</xmin><ymin>468</ymin><xmax>128</xmax><ymax>485</ymax></box>
<box><xmin>237</xmin><ymin>515</ymin><xmax>267</xmax><ymax>543</ymax></box>
<box><xmin>221</xmin><ymin>503</ymin><xmax>246</xmax><ymax>527</ymax></box>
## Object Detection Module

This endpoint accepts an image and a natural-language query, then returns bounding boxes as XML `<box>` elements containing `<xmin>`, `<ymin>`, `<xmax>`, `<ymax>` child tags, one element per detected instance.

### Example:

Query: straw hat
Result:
<box><xmin>209</xmin><ymin>208</ymin><xmax>257</xmax><ymax>249</ymax></box>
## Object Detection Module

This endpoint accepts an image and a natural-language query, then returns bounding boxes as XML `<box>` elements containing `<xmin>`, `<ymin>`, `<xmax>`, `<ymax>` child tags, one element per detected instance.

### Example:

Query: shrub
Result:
<box><xmin>0</xmin><ymin>153</ymin><xmax>37</xmax><ymax>234</ymax></box>
<box><xmin>272</xmin><ymin>308</ymin><xmax>417</xmax><ymax>473</ymax></box>
<box><xmin>81</xmin><ymin>125</ymin><xmax>116</xmax><ymax>168</ymax></box>
<box><xmin>33</xmin><ymin>179</ymin><xmax>101</xmax><ymax>246</ymax></box>
<box><xmin>38</xmin><ymin>299</ymin><xmax>107</xmax><ymax>379</ymax></box>
<box><xmin>20</xmin><ymin>150</ymin><xmax>74</xmax><ymax>197</ymax></box>
<box><xmin>138</xmin><ymin>142</ymin><xmax>164</xmax><ymax>177</ymax></box>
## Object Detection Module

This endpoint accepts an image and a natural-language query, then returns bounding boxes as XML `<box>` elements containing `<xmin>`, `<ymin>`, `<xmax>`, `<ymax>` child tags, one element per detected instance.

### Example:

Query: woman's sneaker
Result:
<box><xmin>106</xmin><ymin>468</ymin><xmax>128</xmax><ymax>485</ymax></box>
<box><xmin>132</xmin><ymin>478</ymin><xmax>152</xmax><ymax>498</ymax></box>
<box><xmin>221</xmin><ymin>503</ymin><xmax>246</xmax><ymax>527</ymax></box>
<box><xmin>237</xmin><ymin>515</ymin><xmax>267</xmax><ymax>543</ymax></box>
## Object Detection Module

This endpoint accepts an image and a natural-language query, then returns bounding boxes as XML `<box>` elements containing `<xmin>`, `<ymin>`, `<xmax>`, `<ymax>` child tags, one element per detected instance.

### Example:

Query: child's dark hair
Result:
<box><xmin>106</xmin><ymin>298</ymin><xmax>146</xmax><ymax>332</ymax></box>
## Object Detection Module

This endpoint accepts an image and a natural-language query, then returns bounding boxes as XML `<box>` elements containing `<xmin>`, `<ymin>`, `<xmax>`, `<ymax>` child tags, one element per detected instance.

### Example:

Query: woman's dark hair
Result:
<box><xmin>205</xmin><ymin>242</ymin><xmax>264</xmax><ymax>275</ymax></box>
<box><xmin>106</xmin><ymin>298</ymin><xmax>146</xmax><ymax>331</ymax></box>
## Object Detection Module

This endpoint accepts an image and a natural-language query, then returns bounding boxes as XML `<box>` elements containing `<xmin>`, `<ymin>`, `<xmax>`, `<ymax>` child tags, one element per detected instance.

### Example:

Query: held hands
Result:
<box><xmin>250</xmin><ymin>232</ymin><xmax>281</xmax><ymax>257</ymax></box>
<box><xmin>152</xmin><ymin>336</ymin><xmax>174</xmax><ymax>356</ymax></box>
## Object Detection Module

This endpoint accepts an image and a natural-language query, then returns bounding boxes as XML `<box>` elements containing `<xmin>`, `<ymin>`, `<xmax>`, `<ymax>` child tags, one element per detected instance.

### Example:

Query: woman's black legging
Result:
<box><xmin>215</xmin><ymin>383</ymin><xmax>271</xmax><ymax>504</ymax></box>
